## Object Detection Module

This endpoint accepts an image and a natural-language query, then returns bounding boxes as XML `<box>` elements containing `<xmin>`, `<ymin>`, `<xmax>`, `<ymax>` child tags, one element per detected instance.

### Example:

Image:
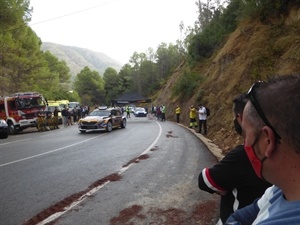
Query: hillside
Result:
<box><xmin>155</xmin><ymin>7</ymin><xmax>300</xmax><ymax>154</ymax></box>
<box><xmin>41</xmin><ymin>42</ymin><xmax>122</xmax><ymax>79</ymax></box>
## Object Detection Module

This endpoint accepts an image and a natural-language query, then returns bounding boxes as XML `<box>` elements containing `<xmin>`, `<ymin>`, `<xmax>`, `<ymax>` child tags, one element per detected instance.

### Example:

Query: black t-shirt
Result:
<box><xmin>198</xmin><ymin>145</ymin><xmax>271</xmax><ymax>223</ymax></box>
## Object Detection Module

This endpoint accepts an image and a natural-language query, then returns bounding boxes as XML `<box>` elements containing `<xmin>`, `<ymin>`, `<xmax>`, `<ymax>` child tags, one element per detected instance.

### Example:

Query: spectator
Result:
<box><xmin>156</xmin><ymin>106</ymin><xmax>161</xmax><ymax>120</ymax></box>
<box><xmin>198</xmin><ymin>93</ymin><xmax>271</xmax><ymax>224</ymax></box>
<box><xmin>189</xmin><ymin>105</ymin><xmax>197</xmax><ymax>128</ymax></box>
<box><xmin>161</xmin><ymin>105</ymin><xmax>166</xmax><ymax>121</ymax></box>
<box><xmin>175</xmin><ymin>105</ymin><xmax>181</xmax><ymax>123</ymax></box>
<box><xmin>67</xmin><ymin>108</ymin><xmax>72</xmax><ymax>125</ymax></box>
<box><xmin>61</xmin><ymin>107</ymin><xmax>68</xmax><ymax>127</ymax></box>
<box><xmin>198</xmin><ymin>104</ymin><xmax>207</xmax><ymax>135</ymax></box>
<box><xmin>53</xmin><ymin>106</ymin><xmax>60</xmax><ymax>129</ymax></box>
<box><xmin>226</xmin><ymin>74</ymin><xmax>300</xmax><ymax>224</ymax></box>
<box><xmin>126</xmin><ymin>105</ymin><xmax>131</xmax><ymax>118</ymax></box>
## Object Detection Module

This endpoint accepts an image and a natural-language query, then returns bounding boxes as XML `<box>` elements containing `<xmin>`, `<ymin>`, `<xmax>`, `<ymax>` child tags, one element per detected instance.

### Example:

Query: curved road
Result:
<box><xmin>0</xmin><ymin>116</ymin><xmax>219</xmax><ymax>225</ymax></box>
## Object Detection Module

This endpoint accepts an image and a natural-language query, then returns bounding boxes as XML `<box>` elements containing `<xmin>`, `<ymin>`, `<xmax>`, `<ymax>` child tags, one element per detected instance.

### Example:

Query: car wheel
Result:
<box><xmin>121</xmin><ymin>119</ymin><xmax>126</xmax><ymax>128</ymax></box>
<box><xmin>106</xmin><ymin>121</ymin><xmax>112</xmax><ymax>132</ymax></box>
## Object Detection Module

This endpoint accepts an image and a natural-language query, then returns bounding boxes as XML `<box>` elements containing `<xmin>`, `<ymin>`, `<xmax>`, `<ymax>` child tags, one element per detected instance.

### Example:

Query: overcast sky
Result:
<box><xmin>29</xmin><ymin>0</ymin><xmax>198</xmax><ymax>64</ymax></box>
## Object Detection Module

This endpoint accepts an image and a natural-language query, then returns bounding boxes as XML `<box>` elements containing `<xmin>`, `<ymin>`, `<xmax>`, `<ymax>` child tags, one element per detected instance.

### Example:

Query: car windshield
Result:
<box><xmin>135</xmin><ymin>107</ymin><xmax>145</xmax><ymax>112</ymax></box>
<box><xmin>16</xmin><ymin>97</ymin><xmax>46</xmax><ymax>109</ymax></box>
<box><xmin>89</xmin><ymin>110</ymin><xmax>110</xmax><ymax>117</ymax></box>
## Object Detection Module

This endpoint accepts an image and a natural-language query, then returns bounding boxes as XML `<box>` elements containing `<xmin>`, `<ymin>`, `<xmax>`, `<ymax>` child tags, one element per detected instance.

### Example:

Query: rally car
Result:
<box><xmin>78</xmin><ymin>107</ymin><xmax>126</xmax><ymax>133</ymax></box>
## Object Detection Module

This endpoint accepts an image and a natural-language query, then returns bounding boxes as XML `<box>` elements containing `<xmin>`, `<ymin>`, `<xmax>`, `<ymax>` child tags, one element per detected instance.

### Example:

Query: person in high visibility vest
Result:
<box><xmin>189</xmin><ymin>105</ymin><xmax>197</xmax><ymax>128</ymax></box>
<box><xmin>175</xmin><ymin>105</ymin><xmax>180</xmax><ymax>123</ymax></box>
<box><xmin>53</xmin><ymin>107</ymin><xmax>60</xmax><ymax>129</ymax></box>
<box><xmin>161</xmin><ymin>105</ymin><xmax>166</xmax><ymax>121</ymax></box>
<box><xmin>126</xmin><ymin>106</ymin><xmax>131</xmax><ymax>118</ymax></box>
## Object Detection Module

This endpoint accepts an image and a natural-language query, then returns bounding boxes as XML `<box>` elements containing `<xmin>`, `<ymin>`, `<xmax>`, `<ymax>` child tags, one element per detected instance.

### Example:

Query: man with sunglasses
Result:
<box><xmin>198</xmin><ymin>93</ymin><xmax>270</xmax><ymax>224</ymax></box>
<box><xmin>226</xmin><ymin>74</ymin><xmax>300</xmax><ymax>224</ymax></box>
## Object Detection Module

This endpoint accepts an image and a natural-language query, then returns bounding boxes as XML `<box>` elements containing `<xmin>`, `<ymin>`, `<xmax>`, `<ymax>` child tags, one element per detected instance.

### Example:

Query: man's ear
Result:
<box><xmin>261</xmin><ymin>126</ymin><xmax>277</xmax><ymax>157</ymax></box>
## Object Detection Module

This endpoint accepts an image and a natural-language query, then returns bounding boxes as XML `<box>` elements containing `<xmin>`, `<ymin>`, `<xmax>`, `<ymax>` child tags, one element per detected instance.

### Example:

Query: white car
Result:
<box><xmin>133</xmin><ymin>107</ymin><xmax>147</xmax><ymax>117</ymax></box>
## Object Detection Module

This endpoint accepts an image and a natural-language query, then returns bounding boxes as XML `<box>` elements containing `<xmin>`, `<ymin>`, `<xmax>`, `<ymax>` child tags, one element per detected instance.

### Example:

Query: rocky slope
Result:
<box><xmin>154</xmin><ymin>7</ymin><xmax>300</xmax><ymax>154</ymax></box>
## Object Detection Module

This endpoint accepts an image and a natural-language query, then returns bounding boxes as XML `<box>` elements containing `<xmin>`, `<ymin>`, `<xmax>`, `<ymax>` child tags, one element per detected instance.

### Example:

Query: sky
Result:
<box><xmin>29</xmin><ymin>0</ymin><xmax>198</xmax><ymax>64</ymax></box>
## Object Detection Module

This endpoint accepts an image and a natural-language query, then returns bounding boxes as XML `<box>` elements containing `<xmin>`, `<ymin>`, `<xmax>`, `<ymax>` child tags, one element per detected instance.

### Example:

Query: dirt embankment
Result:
<box><xmin>153</xmin><ymin>7</ymin><xmax>300</xmax><ymax>154</ymax></box>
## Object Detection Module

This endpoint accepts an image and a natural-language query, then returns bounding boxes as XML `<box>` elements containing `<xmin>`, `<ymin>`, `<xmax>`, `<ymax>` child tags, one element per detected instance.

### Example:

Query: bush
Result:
<box><xmin>172</xmin><ymin>71</ymin><xmax>204</xmax><ymax>100</ymax></box>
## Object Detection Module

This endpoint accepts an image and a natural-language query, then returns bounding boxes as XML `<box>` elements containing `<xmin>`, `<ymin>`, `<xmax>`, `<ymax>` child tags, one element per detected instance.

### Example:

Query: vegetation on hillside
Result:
<box><xmin>159</xmin><ymin>0</ymin><xmax>300</xmax><ymax>153</ymax></box>
<box><xmin>1</xmin><ymin>0</ymin><xmax>300</xmax><ymax>123</ymax></box>
<box><xmin>0</xmin><ymin>0</ymin><xmax>72</xmax><ymax>100</ymax></box>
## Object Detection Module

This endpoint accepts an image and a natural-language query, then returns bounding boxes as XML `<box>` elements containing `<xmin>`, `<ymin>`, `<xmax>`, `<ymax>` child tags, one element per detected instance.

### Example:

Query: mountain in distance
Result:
<box><xmin>41</xmin><ymin>42</ymin><xmax>122</xmax><ymax>79</ymax></box>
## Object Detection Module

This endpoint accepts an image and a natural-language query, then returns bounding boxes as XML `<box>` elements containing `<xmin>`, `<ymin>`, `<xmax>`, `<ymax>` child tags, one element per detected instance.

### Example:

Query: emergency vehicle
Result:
<box><xmin>0</xmin><ymin>92</ymin><xmax>48</xmax><ymax>134</ymax></box>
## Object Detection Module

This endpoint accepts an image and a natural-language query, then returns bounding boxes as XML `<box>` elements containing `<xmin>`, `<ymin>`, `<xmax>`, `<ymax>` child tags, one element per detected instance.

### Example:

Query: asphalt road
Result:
<box><xmin>0</xmin><ymin>116</ymin><xmax>220</xmax><ymax>225</ymax></box>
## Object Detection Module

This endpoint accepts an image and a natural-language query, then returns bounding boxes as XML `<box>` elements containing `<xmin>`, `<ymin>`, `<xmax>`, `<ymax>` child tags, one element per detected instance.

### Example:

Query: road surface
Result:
<box><xmin>0</xmin><ymin>116</ymin><xmax>220</xmax><ymax>225</ymax></box>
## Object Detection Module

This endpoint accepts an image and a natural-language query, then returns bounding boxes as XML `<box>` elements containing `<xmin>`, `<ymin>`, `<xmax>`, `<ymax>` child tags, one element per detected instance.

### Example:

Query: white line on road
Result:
<box><xmin>37</xmin><ymin>121</ymin><xmax>162</xmax><ymax>225</ymax></box>
<box><xmin>0</xmin><ymin>138</ymin><xmax>32</xmax><ymax>146</ymax></box>
<box><xmin>0</xmin><ymin>135</ymin><xmax>105</xmax><ymax>167</ymax></box>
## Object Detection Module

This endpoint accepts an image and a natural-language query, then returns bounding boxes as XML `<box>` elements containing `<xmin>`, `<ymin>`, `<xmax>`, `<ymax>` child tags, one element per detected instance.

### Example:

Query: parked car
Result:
<box><xmin>78</xmin><ymin>107</ymin><xmax>126</xmax><ymax>133</ymax></box>
<box><xmin>0</xmin><ymin>119</ymin><xmax>8</xmax><ymax>139</ymax></box>
<box><xmin>133</xmin><ymin>107</ymin><xmax>147</xmax><ymax>117</ymax></box>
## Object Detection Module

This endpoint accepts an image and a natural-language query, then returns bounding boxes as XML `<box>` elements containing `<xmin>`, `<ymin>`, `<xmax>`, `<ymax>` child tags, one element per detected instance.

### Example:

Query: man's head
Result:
<box><xmin>242</xmin><ymin>75</ymin><xmax>300</xmax><ymax>189</ymax></box>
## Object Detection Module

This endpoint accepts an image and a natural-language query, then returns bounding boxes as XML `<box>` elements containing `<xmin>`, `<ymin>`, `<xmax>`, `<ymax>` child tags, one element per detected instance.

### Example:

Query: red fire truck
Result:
<box><xmin>0</xmin><ymin>92</ymin><xmax>48</xmax><ymax>134</ymax></box>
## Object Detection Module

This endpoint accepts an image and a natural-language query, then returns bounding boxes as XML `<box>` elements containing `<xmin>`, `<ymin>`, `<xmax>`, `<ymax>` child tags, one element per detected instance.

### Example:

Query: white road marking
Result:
<box><xmin>0</xmin><ymin>138</ymin><xmax>32</xmax><ymax>146</ymax></box>
<box><xmin>0</xmin><ymin>135</ymin><xmax>105</xmax><ymax>167</ymax></box>
<box><xmin>37</xmin><ymin>121</ymin><xmax>162</xmax><ymax>225</ymax></box>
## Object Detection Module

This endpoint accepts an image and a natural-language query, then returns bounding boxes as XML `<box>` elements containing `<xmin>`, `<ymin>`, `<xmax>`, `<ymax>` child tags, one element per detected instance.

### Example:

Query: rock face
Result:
<box><xmin>155</xmin><ymin>8</ymin><xmax>300</xmax><ymax>154</ymax></box>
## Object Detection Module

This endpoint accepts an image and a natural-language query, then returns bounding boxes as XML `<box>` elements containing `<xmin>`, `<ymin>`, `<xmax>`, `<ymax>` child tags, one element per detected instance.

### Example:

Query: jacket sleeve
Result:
<box><xmin>198</xmin><ymin>145</ymin><xmax>246</xmax><ymax>193</ymax></box>
<box><xmin>226</xmin><ymin>185</ymin><xmax>274</xmax><ymax>224</ymax></box>
<box><xmin>225</xmin><ymin>198</ymin><xmax>260</xmax><ymax>225</ymax></box>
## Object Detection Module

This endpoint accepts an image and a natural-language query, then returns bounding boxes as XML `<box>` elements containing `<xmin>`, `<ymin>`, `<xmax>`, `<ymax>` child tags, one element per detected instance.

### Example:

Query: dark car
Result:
<box><xmin>78</xmin><ymin>107</ymin><xmax>126</xmax><ymax>133</ymax></box>
<box><xmin>0</xmin><ymin>119</ymin><xmax>8</xmax><ymax>139</ymax></box>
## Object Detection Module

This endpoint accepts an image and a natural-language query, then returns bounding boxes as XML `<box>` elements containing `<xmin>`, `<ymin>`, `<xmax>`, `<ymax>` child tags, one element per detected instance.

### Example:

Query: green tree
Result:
<box><xmin>103</xmin><ymin>67</ymin><xmax>120</xmax><ymax>105</ymax></box>
<box><xmin>73</xmin><ymin>67</ymin><xmax>105</xmax><ymax>106</ymax></box>
<box><xmin>118</xmin><ymin>63</ymin><xmax>134</xmax><ymax>94</ymax></box>
<box><xmin>129</xmin><ymin>52</ymin><xmax>147</xmax><ymax>94</ymax></box>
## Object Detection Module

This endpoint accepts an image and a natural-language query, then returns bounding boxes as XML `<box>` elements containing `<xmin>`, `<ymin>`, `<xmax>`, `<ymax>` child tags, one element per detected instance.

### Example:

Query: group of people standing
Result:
<box><xmin>152</xmin><ymin>105</ymin><xmax>166</xmax><ymax>121</ymax></box>
<box><xmin>61</xmin><ymin>105</ymin><xmax>90</xmax><ymax>127</ymax></box>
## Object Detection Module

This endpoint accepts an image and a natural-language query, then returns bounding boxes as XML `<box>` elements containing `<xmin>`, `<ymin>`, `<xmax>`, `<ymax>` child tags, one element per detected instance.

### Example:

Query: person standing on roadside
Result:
<box><xmin>189</xmin><ymin>105</ymin><xmax>197</xmax><ymax>128</ymax></box>
<box><xmin>61</xmin><ymin>107</ymin><xmax>68</xmax><ymax>127</ymax></box>
<box><xmin>126</xmin><ymin>105</ymin><xmax>131</xmax><ymax>118</ymax></box>
<box><xmin>161</xmin><ymin>105</ymin><xmax>166</xmax><ymax>121</ymax></box>
<box><xmin>175</xmin><ymin>105</ymin><xmax>181</xmax><ymax>123</ymax></box>
<box><xmin>198</xmin><ymin>93</ymin><xmax>271</xmax><ymax>224</ymax></box>
<box><xmin>53</xmin><ymin>106</ymin><xmax>60</xmax><ymax>129</ymax></box>
<box><xmin>226</xmin><ymin>74</ymin><xmax>300</xmax><ymax>224</ymax></box>
<box><xmin>198</xmin><ymin>104</ymin><xmax>207</xmax><ymax>135</ymax></box>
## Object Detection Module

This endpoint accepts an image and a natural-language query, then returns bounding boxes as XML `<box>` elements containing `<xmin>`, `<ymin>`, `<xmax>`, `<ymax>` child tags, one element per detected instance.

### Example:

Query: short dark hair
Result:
<box><xmin>233</xmin><ymin>93</ymin><xmax>247</xmax><ymax>116</ymax></box>
<box><xmin>248</xmin><ymin>74</ymin><xmax>300</xmax><ymax>152</ymax></box>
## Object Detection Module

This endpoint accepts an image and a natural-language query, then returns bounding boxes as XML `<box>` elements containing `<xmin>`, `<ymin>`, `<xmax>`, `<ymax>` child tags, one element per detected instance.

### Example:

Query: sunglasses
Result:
<box><xmin>247</xmin><ymin>82</ymin><xmax>281</xmax><ymax>140</ymax></box>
